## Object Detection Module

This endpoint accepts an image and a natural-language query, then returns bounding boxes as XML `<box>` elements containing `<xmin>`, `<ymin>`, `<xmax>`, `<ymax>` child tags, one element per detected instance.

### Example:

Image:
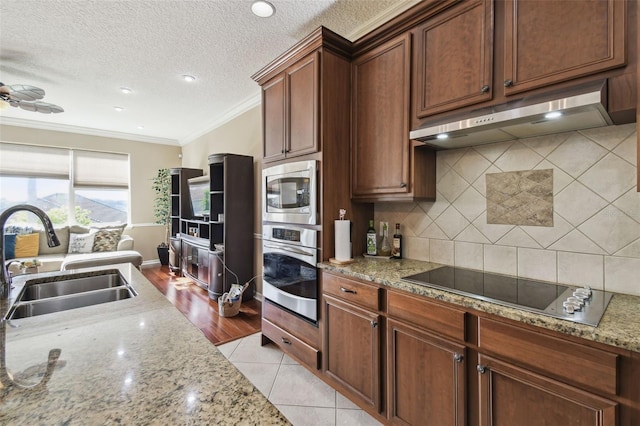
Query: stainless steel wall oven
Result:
<box><xmin>262</xmin><ymin>224</ymin><xmax>318</xmax><ymax>322</ymax></box>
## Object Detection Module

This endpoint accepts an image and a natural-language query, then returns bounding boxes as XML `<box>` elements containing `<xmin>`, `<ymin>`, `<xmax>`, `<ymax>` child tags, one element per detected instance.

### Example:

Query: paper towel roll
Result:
<box><xmin>334</xmin><ymin>220</ymin><xmax>352</xmax><ymax>261</ymax></box>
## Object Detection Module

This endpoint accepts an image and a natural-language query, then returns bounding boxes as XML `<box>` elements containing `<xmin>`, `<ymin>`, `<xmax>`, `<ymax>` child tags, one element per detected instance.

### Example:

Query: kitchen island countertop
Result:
<box><xmin>0</xmin><ymin>264</ymin><xmax>290</xmax><ymax>425</ymax></box>
<box><xmin>319</xmin><ymin>257</ymin><xmax>640</xmax><ymax>353</ymax></box>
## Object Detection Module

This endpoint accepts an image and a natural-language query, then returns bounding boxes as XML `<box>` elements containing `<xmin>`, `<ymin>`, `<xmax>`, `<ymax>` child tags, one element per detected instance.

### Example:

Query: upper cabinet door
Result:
<box><xmin>503</xmin><ymin>0</ymin><xmax>626</xmax><ymax>96</ymax></box>
<box><xmin>352</xmin><ymin>33</ymin><xmax>412</xmax><ymax>198</ymax></box>
<box><xmin>413</xmin><ymin>0</ymin><xmax>494</xmax><ymax>118</ymax></box>
<box><xmin>287</xmin><ymin>51</ymin><xmax>319</xmax><ymax>158</ymax></box>
<box><xmin>262</xmin><ymin>74</ymin><xmax>287</xmax><ymax>162</ymax></box>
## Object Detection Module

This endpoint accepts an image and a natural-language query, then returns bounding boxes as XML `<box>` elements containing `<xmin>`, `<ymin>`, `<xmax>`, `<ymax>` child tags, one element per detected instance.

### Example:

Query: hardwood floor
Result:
<box><xmin>141</xmin><ymin>265</ymin><xmax>262</xmax><ymax>345</ymax></box>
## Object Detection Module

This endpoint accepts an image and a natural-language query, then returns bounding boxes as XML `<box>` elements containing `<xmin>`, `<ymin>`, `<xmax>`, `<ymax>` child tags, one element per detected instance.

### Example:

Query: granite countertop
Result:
<box><xmin>0</xmin><ymin>264</ymin><xmax>290</xmax><ymax>425</ymax></box>
<box><xmin>319</xmin><ymin>257</ymin><xmax>640</xmax><ymax>354</ymax></box>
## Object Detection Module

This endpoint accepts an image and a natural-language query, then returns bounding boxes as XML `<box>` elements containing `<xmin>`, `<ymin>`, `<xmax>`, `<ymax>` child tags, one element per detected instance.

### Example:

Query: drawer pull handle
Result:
<box><xmin>477</xmin><ymin>364</ymin><xmax>486</xmax><ymax>374</ymax></box>
<box><xmin>281</xmin><ymin>337</ymin><xmax>292</xmax><ymax>345</ymax></box>
<box><xmin>340</xmin><ymin>287</ymin><xmax>357</xmax><ymax>294</ymax></box>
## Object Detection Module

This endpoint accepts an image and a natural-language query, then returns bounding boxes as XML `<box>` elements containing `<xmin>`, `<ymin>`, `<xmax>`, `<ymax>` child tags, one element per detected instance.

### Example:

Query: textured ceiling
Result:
<box><xmin>0</xmin><ymin>0</ymin><xmax>419</xmax><ymax>145</ymax></box>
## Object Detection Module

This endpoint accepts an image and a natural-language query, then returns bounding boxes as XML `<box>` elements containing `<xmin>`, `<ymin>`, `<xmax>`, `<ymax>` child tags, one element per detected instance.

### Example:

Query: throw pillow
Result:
<box><xmin>38</xmin><ymin>226</ymin><xmax>70</xmax><ymax>255</ymax></box>
<box><xmin>68</xmin><ymin>232</ymin><xmax>96</xmax><ymax>254</ymax></box>
<box><xmin>92</xmin><ymin>227</ymin><xmax>124</xmax><ymax>252</ymax></box>
<box><xmin>14</xmin><ymin>233</ymin><xmax>40</xmax><ymax>258</ymax></box>
<box><xmin>4</xmin><ymin>234</ymin><xmax>17</xmax><ymax>259</ymax></box>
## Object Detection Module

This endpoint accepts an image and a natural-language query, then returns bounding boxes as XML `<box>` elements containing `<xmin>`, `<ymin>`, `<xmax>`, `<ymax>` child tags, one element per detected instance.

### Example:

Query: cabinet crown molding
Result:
<box><xmin>251</xmin><ymin>26</ymin><xmax>352</xmax><ymax>84</ymax></box>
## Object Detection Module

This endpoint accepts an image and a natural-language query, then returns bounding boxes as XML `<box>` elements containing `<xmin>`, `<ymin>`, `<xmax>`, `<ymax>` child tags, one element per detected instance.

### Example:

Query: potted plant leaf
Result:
<box><xmin>152</xmin><ymin>168</ymin><xmax>171</xmax><ymax>265</ymax></box>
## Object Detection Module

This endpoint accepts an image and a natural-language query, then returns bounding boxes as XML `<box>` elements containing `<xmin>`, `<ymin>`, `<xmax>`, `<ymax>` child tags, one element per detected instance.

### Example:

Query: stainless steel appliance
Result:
<box><xmin>403</xmin><ymin>266</ymin><xmax>613</xmax><ymax>326</ymax></box>
<box><xmin>410</xmin><ymin>80</ymin><xmax>612</xmax><ymax>149</ymax></box>
<box><xmin>262</xmin><ymin>224</ymin><xmax>318</xmax><ymax>322</ymax></box>
<box><xmin>262</xmin><ymin>160</ymin><xmax>317</xmax><ymax>225</ymax></box>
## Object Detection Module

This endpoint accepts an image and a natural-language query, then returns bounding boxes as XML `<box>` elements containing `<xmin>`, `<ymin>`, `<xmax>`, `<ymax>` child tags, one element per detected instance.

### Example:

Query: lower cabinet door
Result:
<box><xmin>387</xmin><ymin>319</ymin><xmax>466</xmax><ymax>425</ymax></box>
<box><xmin>324</xmin><ymin>295</ymin><xmax>381</xmax><ymax>412</ymax></box>
<box><xmin>478</xmin><ymin>354</ymin><xmax>618</xmax><ymax>426</ymax></box>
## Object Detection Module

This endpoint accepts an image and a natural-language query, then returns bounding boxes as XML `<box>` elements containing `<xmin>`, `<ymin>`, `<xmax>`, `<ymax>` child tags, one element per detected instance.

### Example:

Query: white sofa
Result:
<box><xmin>7</xmin><ymin>225</ymin><xmax>143</xmax><ymax>273</ymax></box>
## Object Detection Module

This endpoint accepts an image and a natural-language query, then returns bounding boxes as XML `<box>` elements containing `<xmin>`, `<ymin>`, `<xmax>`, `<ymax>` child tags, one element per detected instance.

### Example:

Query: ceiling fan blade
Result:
<box><xmin>8</xmin><ymin>85</ymin><xmax>46</xmax><ymax>101</ymax></box>
<box><xmin>17</xmin><ymin>100</ymin><xmax>64</xmax><ymax>114</ymax></box>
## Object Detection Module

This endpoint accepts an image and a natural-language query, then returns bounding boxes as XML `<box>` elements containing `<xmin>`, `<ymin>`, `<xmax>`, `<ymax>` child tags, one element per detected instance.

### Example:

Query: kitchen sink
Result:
<box><xmin>19</xmin><ymin>273</ymin><xmax>127</xmax><ymax>301</ymax></box>
<box><xmin>6</xmin><ymin>270</ymin><xmax>137</xmax><ymax>320</ymax></box>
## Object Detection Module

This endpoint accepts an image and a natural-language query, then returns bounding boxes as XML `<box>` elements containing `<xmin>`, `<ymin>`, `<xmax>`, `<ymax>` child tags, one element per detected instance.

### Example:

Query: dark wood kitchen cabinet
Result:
<box><xmin>412</xmin><ymin>0</ymin><xmax>494</xmax><ymax>118</ymax></box>
<box><xmin>261</xmin><ymin>51</ymin><xmax>319</xmax><ymax>163</ymax></box>
<box><xmin>386</xmin><ymin>289</ymin><xmax>468</xmax><ymax>425</ymax></box>
<box><xmin>477</xmin><ymin>317</ymin><xmax>622</xmax><ymax>426</ymax></box>
<box><xmin>478</xmin><ymin>354</ymin><xmax>617</xmax><ymax>426</ymax></box>
<box><xmin>387</xmin><ymin>319</ymin><xmax>467</xmax><ymax>426</ymax></box>
<box><xmin>352</xmin><ymin>33</ymin><xmax>436</xmax><ymax>202</ymax></box>
<box><xmin>503</xmin><ymin>0</ymin><xmax>626</xmax><ymax>96</ymax></box>
<box><xmin>323</xmin><ymin>272</ymin><xmax>383</xmax><ymax>413</ymax></box>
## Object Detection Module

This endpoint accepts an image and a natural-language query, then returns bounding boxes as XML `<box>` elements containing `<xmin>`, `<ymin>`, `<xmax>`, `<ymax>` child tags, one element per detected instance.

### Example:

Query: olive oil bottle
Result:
<box><xmin>366</xmin><ymin>220</ymin><xmax>377</xmax><ymax>255</ymax></box>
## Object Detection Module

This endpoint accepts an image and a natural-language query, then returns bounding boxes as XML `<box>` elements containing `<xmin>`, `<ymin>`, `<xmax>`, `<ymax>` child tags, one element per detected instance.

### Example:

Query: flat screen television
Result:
<box><xmin>187</xmin><ymin>176</ymin><xmax>210</xmax><ymax>218</ymax></box>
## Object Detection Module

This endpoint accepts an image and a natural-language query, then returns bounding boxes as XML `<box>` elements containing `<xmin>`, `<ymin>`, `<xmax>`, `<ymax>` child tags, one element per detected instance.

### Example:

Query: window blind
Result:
<box><xmin>73</xmin><ymin>150</ymin><xmax>129</xmax><ymax>188</ymax></box>
<box><xmin>0</xmin><ymin>143</ymin><xmax>69</xmax><ymax>178</ymax></box>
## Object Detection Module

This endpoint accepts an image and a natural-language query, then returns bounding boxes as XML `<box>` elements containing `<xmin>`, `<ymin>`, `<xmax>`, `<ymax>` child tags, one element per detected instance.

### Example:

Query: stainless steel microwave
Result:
<box><xmin>262</xmin><ymin>160</ymin><xmax>317</xmax><ymax>225</ymax></box>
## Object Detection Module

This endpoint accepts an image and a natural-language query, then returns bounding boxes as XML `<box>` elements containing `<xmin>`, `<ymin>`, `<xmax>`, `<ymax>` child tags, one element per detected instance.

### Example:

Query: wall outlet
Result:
<box><xmin>379</xmin><ymin>221</ymin><xmax>389</xmax><ymax>237</ymax></box>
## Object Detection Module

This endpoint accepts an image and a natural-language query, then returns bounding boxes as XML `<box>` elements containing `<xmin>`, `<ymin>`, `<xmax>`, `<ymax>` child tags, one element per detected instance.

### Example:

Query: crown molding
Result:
<box><xmin>345</xmin><ymin>0</ymin><xmax>422</xmax><ymax>41</ymax></box>
<box><xmin>0</xmin><ymin>116</ymin><xmax>179</xmax><ymax>146</ymax></box>
<box><xmin>179</xmin><ymin>92</ymin><xmax>262</xmax><ymax>146</ymax></box>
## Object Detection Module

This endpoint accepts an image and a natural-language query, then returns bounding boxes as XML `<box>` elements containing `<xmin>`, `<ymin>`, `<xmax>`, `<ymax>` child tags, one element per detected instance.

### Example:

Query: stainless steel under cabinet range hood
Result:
<box><xmin>410</xmin><ymin>81</ymin><xmax>613</xmax><ymax>150</ymax></box>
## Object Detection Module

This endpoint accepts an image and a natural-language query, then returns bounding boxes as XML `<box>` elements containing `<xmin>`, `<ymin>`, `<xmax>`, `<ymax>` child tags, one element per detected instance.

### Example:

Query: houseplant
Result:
<box><xmin>152</xmin><ymin>168</ymin><xmax>171</xmax><ymax>265</ymax></box>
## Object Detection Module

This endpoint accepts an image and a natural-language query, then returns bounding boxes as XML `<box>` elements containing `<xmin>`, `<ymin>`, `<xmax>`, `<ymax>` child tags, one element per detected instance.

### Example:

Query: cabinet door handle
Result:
<box><xmin>477</xmin><ymin>364</ymin><xmax>486</xmax><ymax>374</ymax></box>
<box><xmin>281</xmin><ymin>149</ymin><xmax>285</xmax><ymax>154</ymax></box>
<box><xmin>370</xmin><ymin>320</ymin><xmax>378</xmax><ymax>328</ymax></box>
<box><xmin>453</xmin><ymin>353</ymin><xmax>464</xmax><ymax>363</ymax></box>
<box><xmin>480</xmin><ymin>85</ymin><xmax>490</xmax><ymax>93</ymax></box>
<box><xmin>281</xmin><ymin>337</ymin><xmax>292</xmax><ymax>345</ymax></box>
<box><xmin>400</xmin><ymin>182</ymin><xmax>407</xmax><ymax>188</ymax></box>
<box><xmin>340</xmin><ymin>287</ymin><xmax>357</xmax><ymax>294</ymax></box>
<box><xmin>504</xmin><ymin>79</ymin><xmax>513</xmax><ymax>87</ymax></box>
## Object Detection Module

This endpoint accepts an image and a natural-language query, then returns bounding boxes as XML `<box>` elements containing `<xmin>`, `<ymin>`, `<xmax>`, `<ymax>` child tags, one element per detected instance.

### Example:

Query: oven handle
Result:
<box><xmin>264</xmin><ymin>243</ymin><xmax>314</xmax><ymax>258</ymax></box>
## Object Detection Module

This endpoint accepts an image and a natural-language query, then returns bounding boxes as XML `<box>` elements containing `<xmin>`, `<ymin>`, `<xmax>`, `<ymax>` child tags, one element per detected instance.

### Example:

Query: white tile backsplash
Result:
<box><xmin>517</xmin><ymin>247</ymin><xmax>557</xmax><ymax>282</ymax></box>
<box><xmin>430</xmin><ymin>239</ymin><xmax>454</xmax><ymax>265</ymax></box>
<box><xmin>604</xmin><ymin>256</ymin><xmax>640</xmax><ymax>296</ymax></box>
<box><xmin>484</xmin><ymin>245</ymin><xmax>517</xmax><ymax>276</ymax></box>
<box><xmin>557</xmin><ymin>252</ymin><xmax>604</xmax><ymax>290</ymax></box>
<box><xmin>374</xmin><ymin>124</ymin><xmax>640</xmax><ymax>296</ymax></box>
<box><xmin>454</xmin><ymin>241</ymin><xmax>483</xmax><ymax>270</ymax></box>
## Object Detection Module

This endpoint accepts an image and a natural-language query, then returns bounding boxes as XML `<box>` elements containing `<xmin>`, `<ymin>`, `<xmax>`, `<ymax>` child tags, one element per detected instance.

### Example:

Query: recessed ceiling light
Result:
<box><xmin>114</xmin><ymin>106</ymin><xmax>124</xmax><ymax>112</ymax></box>
<box><xmin>251</xmin><ymin>1</ymin><xmax>275</xmax><ymax>18</ymax></box>
<box><xmin>182</xmin><ymin>74</ymin><xmax>196</xmax><ymax>82</ymax></box>
<box><xmin>120</xmin><ymin>87</ymin><xmax>133</xmax><ymax>94</ymax></box>
<box><xmin>137</xmin><ymin>125</ymin><xmax>145</xmax><ymax>130</ymax></box>
<box><xmin>436</xmin><ymin>133</ymin><xmax>449</xmax><ymax>140</ymax></box>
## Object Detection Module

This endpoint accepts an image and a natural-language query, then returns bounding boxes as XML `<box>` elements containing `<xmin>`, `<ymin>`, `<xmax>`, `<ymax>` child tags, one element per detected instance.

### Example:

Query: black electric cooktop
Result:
<box><xmin>402</xmin><ymin>266</ymin><xmax>612</xmax><ymax>326</ymax></box>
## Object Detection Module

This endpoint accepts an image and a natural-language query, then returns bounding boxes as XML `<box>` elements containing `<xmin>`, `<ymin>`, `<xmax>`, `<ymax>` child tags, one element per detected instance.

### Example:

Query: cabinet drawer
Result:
<box><xmin>263</xmin><ymin>299</ymin><xmax>320</xmax><ymax>348</ymax></box>
<box><xmin>263</xmin><ymin>319</ymin><xmax>320</xmax><ymax>370</ymax></box>
<box><xmin>323</xmin><ymin>272</ymin><xmax>381</xmax><ymax>311</ymax></box>
<box><xmin>387</xmin><ymin>290</ymin><xmax>466</xmax><ymax>342</ymax></box>
<box><xmin>478</xmin><ymin>317</ymin><xmax>618</xmax><ymax>395</ymax></box>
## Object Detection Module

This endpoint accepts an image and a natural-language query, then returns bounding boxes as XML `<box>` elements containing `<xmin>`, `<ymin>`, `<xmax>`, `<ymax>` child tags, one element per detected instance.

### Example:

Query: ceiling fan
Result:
<box><xmin>0</xmin><ymin>82</ymin><xmax>64</xmax><ymax>114</ymax></box>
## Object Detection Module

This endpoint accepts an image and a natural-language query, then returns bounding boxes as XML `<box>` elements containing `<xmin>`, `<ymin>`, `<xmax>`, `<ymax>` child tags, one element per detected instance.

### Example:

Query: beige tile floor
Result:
<box><xmin>218</xmin><ymin>332</ymin><xmax>383</xmax><ymax>426</ymax></box>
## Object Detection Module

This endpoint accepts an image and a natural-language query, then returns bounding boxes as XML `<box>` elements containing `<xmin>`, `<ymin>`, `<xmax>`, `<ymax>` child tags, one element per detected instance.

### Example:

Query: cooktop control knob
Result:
<box><xmin>575</xmin><ymin>287</ymin><xmax>592</xmax><ymax>298</ymax></box>
<box><xmin>566</xmin><ymin>296</ymin><xmax>585</xmax><ymax>307</ymax></box>
<box><xmin>563</xmin><ymin>300</ymin><xmax>582</xmax><ymax>313</ymax></box>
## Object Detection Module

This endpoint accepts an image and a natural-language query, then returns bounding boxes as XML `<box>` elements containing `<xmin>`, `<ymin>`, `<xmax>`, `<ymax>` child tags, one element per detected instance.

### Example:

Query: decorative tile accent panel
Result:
<box><xmin>486</xmin><ymin>169</ymin><xmax>553</xmax><ymax>226</ymax></box>
<box><xmin>375</xmin><ymin>123</ymin><xmax>640</xmax><ymax>296</ymax></box>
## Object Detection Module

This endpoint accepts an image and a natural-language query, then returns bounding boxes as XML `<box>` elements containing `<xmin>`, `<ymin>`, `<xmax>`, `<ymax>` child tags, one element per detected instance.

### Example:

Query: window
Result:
<box><xmin>0</xmin><ymin>143</ymin><xmax>129</xmax><ymax>227</ymax></box>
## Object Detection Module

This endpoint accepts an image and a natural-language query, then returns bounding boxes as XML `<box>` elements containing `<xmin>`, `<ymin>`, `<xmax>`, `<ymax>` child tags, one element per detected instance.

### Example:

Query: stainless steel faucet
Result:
<box><xmin>0</xmin><ymin>204</ymin><xmax>60</xmax><ymax>299</ymax></box>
